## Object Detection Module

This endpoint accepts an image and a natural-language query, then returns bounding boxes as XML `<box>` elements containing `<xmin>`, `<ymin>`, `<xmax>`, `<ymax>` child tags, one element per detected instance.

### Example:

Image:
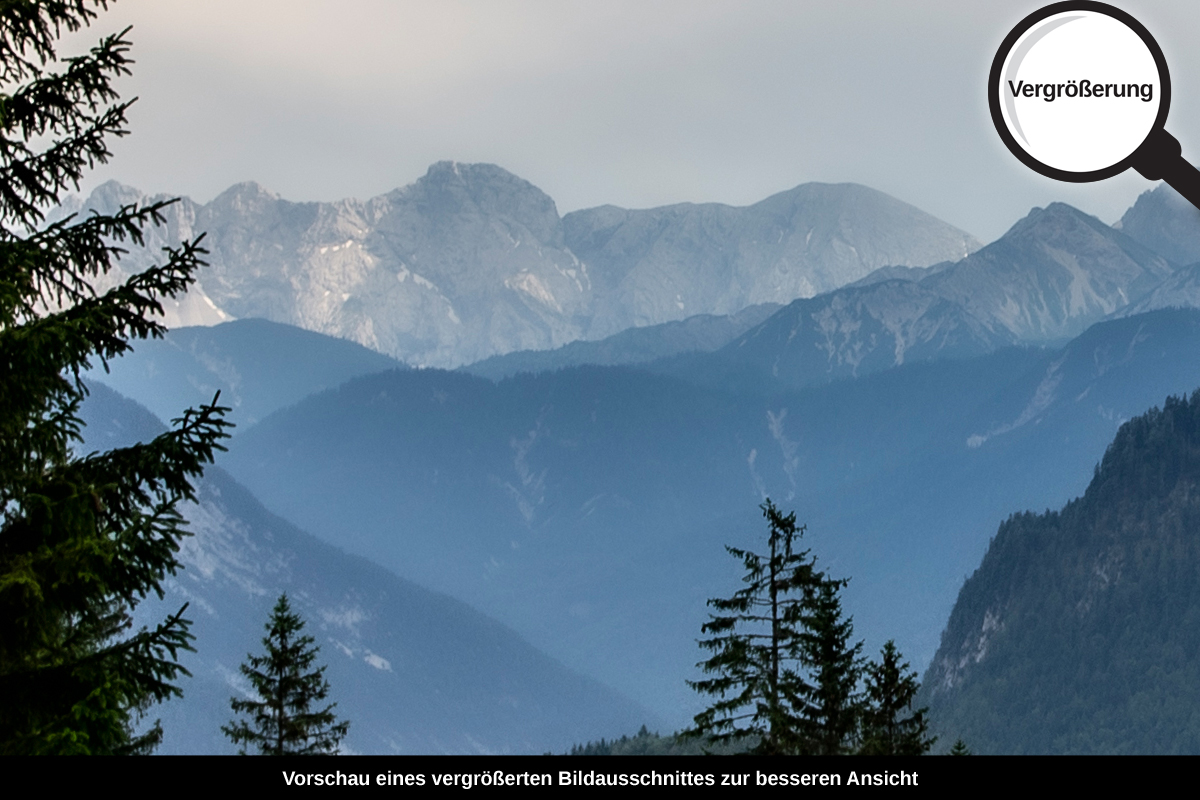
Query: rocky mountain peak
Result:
<box><xmin>920</xmin><ymin>201</ymin><xmax>1172</xmax><ymax>344</ymax></box>
<box><xmin>1116</xmin><ymin>183</ymin><xmax>1200</xmax><ymax>266</ymax></box>
<box><xmin>398</xmin><ymin>161</ymin><xmax>564</xmax><ymax>246</ymax></box>
<box><xmin>987</xmin><ymin>202</ymin><xmax>1170</xmax><ymax>281</ymax></box>
<box><xmin>207</xmin><ymin>180</ymin><xmax>294</xmax><ymax>217</ymax></box>
<box><xmin>563</xmin><ymin>180</ymin><xmax>983</xmax><ymax>339</ymax></box>
<box><xmin>997</xmin><ymin>202</ymin><xmax>1110</xmax><ymax>244</ymax></box>
<box><xmin>84</xmin><ymin>179</ymin><xmax>149</xmax><ymax>214</ymax></box>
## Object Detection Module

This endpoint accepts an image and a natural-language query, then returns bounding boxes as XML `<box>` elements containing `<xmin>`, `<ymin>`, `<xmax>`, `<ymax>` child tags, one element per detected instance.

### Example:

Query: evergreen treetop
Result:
<box><xmin>858</xmin><ymin>640</ymin><xmax>934</xmax><ymax>755</ymax></box>
<box><xmin>684</xmin><ymin>499</ymin><xmax>833</xmax><ymax>754</ymax></box>
<box><xmin>0</xmin><ymin>0</ymin><xmax>230</xmax><ymax>754</ymax></box>
<box><xmin>796</xmin><ymin>577</ymin><xmax>863</xmax><ymax>754</ymax></box>
<box><xmin>686</xmin><ymin>499</ymin><xmax>934</xmax><ymax>756</ymax></box>
<box><xmin>223</xmin><ymin>594</ymin><xmax>349</xmax><ymax>756</ymax></box>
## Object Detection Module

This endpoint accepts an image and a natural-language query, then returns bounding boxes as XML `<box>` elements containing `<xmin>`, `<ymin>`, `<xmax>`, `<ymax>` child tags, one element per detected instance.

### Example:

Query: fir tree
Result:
<box><xmin>687</xmin><ymin>500</ymin><xmax>936</xmax><ymax>756</ymax></box>
<box><xmin>685</xmin><ymin>499</ymin><xmax>836</xmax><ymax>754</ymax></box>
<box><xmin>858</xmin><ymin>640</ymin><xmax>935</xmax><ymax>755</ymax></box>
<box><xmin>223</xmin><ymin>594</ymin><xmax>349</xmax><ymax>755</ymax></box>
<box><xmin>0</xmin><ymin>1</ymin><xmax>229</xmax><ymax>754</ymax></box>
<box><xmin>796</xmin><ymin>577</ymin><xmax>863</xmax><ymax>754</ymax></box>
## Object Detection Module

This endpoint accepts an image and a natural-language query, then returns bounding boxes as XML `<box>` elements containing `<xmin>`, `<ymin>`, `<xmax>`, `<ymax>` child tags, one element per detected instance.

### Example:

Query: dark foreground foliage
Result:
<box><xmin>0</xmin><ymin>1</ymin><xmax>229</xmax><ymax>753</ymax></box>
<box><xmin>685</xmin><ymin>500</ymin><xmax>932</xmax><ymax>755</ymax></box>
<box><xmin>567</xmin><ymin>725</ymin><xmax>752</xmax><ymax>756</ymax></box>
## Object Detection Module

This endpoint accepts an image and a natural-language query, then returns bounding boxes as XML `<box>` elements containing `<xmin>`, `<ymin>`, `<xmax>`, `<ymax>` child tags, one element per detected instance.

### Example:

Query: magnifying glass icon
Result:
<box><xmin>990</xmin><ymin>1</ymin><xmax>1200</xmax><ymax>210</ymax></box>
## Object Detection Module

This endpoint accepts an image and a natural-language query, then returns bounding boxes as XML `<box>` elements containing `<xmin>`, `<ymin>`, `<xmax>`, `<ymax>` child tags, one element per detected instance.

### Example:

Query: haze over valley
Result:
<box><xmin>82</xmin><ymin>168</ymin><xmax>1200</xmax><ymax>753</ymax></box>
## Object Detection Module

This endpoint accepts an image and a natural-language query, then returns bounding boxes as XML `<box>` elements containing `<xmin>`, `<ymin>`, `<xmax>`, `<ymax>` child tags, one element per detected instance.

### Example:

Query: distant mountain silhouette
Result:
<box><xmin>563</xmin><ymin>181</ymin><xmax>980</xmax><ymax>338</ymax></box>
<box><xmin>89</xmin><ymin>318</ymin><xmax>405</xmax><ymax>427</ymax></box>
<box><xmin>461</xmin><ymin>303</ymin><xmax>780</xmax><ymax>381</ymax></box>
<box><xmin>660</xmin><ymin>203</ymin><xmax>1175</xmax><ymax>391</ymax></box>
<box><xmin>1116</xmin><ymin>183</ymin><xmax>1200</xmax><ymax>266</ymax></box>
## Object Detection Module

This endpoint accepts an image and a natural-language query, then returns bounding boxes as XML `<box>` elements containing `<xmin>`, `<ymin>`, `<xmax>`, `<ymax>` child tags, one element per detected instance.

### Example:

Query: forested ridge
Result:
<box><xmin>923</xmin><ymin>389</ymin><xmax>1200</xmax><ymax>753</ymax></box>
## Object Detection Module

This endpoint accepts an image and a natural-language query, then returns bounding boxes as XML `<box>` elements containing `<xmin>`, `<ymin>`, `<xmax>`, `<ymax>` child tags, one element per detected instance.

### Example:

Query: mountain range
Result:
<box><xmin>65</xmin><ymin>163</ymin><xmax>979</xmax><ymax>368</ymax></box>
<box><xmin>87</xmin><ymin>317</ymin><xmax>406</xmax><ymax>428</ymax></box>
<box><xmin>199</xmin><ymin>308</ymin><xmax>1200</xmax><ymax>727</ymax></box>
<box><xmin>80</xmin><ymin>173</ymin><xmax>1200</xmax><ymax>751</ymax></box>
<box><xmin>468</xmin><ymin>198</ymin><xmax>1183</xmax><ymax>390</ymax></box>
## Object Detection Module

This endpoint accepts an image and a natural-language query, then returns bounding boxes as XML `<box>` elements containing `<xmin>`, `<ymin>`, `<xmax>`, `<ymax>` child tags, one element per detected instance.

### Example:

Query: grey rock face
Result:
<box><xmin>726</xmin><ymin>280</ymin><xmax>1012</xmax><ymax>387</ymax></box>
<box><xmin>925</xmin><ymin>203</ymin><xmax>1173</xmax><ymax>343</ymax></box>
<box><xmin>455</xmin><ymin>199</ymin><xmax>1179</xmax><ymax>392</ymax></box>
<box><xmin>196</xmin><ymin>167</ymin><xmax>592</xmax><ymax>368</ymax></box>
<box><xmin>53</xmin><ymin>181</ymin><xmax>226</xmax><ymax>328</ymax></box>
<box><xmin>69</xmin><ymin>165</ymin><xmax>981</xmax><ymax>368</ymax></box>
<box><xmin>1114</xmin><ymin>185</ymin><xmax>1200</xmax><ymax>316</ymax></box>
<box><xmin>566</xmin><ymin>182</ymin><xmax>982</xmax><ymax>338</ymax></box>
<box><xmin>715</xmin><ymin>203</ymin><xmax>1174</xmax><ymax>389</ymax></box>
<box><xmin>1115</xmin><ymin>183</ymin><xmax>1200</xmax><ymax>266</ymax></box>
<box><xmin>1124</xmin><ymin>262</ymin><xmax>1200</xmax><ymax>316</ymax></box>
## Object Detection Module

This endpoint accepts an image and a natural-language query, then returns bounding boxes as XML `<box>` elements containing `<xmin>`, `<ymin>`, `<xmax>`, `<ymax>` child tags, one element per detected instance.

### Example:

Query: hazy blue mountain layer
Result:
<box><xmin>87</xmin><ymin>318</ymin><xmax>405</xmax><ymax>428</ymax></box>
<box><xmin>205</xmin><ymin>309</ymin><xmax>1200</xmax><ymax>728</ymax></box>
<box><xmin>465</xmin><ymin>200</ymin><xmax>1183</xmax><ymax>391</ymax></box>
<box><xmin>461</xmin><ymin>303</ymin><xmax>780</xmax><ymax>381</ymax></box>
<box><xmin>80</xmin><ymin>181</ymin><xmax>1200</xmax><ymax>740</ymax></box>
<box><xmin>922</xmin><ymin>388</ymin><xmax>1200</xmax><ymax>753</ymax></box>
<box><xmin>707</xmin><ymin>202</ymin><xmax>1173</xmax><ymax>391</ymax></box>
<box><xmin>704</xmin><ymin>278</ymin><xmax>1012</xmax><ymax>387</ymax></box>
<box><xmin>79</xmin><ymin>383</ymin><xmax>654</xmax><ymax>754</ymax></box>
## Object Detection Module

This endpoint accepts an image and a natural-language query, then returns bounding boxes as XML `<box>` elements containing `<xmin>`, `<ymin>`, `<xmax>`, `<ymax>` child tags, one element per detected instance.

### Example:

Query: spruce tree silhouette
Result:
<box><xmin>223</xmin><ymin>594</ymin><xmax>349</xmax><ymax>755</ymax></box>
<box><xmin>0</xmin><ymin>1</ymin><xmax>229</xmax><ymax>754</ymax></box>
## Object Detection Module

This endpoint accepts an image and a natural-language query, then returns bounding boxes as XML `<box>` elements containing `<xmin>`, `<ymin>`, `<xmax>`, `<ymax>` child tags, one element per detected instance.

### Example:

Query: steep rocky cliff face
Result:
<box><xmin>187</xmin><ymin>164</ymin><xmax>589</xmax><ymax>368</ymax></box>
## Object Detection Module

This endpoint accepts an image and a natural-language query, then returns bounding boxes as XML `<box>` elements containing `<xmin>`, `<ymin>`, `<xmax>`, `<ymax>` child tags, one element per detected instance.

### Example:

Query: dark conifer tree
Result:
<box><xmin>223</xmin><ymin>594</ymin><xmax>349</xmax><ymax>755</ymax></box>
<box><xmin>0</xmin><ymin>1</ymin><xmax>229</xmax><ymax>754</ymax></box>
<box><xmin>858</xmin><ymin>640</ymin><xmax>934</xmax><ymax>755</ymax></box>
<box><xmin>796</xmin><ymin>577</ymin><xmax>863</xmax><ymax>754</ymax></box>
<box><xmin>687</xmin><ymin>500</ymin><xmax>935</xmax><ymax>756</ymax></box>
<box><xmin>685</xmin><ymin>499</ymin><xmax>830</xmax><ymax>754</ymax></box>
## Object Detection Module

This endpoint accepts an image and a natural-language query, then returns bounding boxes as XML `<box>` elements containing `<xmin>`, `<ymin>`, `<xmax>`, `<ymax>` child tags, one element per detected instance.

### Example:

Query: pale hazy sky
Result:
<box><xmin>62</xmin><ymin>1</ymin><xmax>1200</xmax><ymax>243</ymax></box>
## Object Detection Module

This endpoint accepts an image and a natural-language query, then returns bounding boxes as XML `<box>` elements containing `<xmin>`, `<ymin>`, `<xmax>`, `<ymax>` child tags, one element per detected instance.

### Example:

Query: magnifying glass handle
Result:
<box><xmin>1132</xmin><ymin>128</ymin><xmax>1200</xmax><ymax>211</ymax></box>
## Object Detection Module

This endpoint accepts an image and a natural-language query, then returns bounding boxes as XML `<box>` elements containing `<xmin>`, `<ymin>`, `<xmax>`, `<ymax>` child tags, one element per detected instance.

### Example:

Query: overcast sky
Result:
<box><xmin>62</xmin><ymin>0</ymin><xmax>1200</xmax><ymax>243</ymax></box>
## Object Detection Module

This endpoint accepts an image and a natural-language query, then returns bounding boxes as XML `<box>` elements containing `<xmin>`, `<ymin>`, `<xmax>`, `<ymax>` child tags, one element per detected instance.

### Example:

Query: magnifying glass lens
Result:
<box><xmin>993</xmin><ymin>3</ymin><xmax>1200</xmax><ymax>211</ymax></box>
<box><xmin>999</xmin><ymin>11</ymin><xmax>1162</xmax><ymax>173</ymax></box>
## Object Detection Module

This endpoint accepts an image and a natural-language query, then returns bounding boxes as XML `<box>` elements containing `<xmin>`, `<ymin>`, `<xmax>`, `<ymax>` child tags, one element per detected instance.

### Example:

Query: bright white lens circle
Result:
<box><xmin>998</xmin><ymin>10</ymin><xmax>1162</xmax><ymax>173</ymax></box>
